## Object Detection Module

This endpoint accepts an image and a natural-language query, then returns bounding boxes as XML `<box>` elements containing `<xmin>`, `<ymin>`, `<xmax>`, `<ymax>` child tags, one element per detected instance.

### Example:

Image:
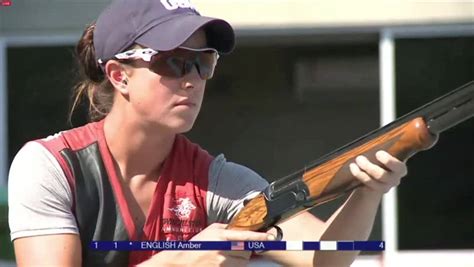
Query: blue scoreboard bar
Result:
<box><xmin>90</xmin><ymin>240</ymin><xmax>385</xmax><ymax>251</ymax></box>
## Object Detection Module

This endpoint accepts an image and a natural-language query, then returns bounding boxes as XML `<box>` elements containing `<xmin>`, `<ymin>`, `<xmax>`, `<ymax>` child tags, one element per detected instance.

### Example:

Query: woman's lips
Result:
<box><xmin>174</xmin><ymin>100</ymin><xmax>195</xmax><ymax>107</ymax></box>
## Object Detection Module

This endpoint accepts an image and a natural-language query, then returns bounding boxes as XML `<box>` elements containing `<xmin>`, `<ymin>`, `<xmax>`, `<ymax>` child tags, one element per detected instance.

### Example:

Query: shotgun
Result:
<box><xmin>227</xmin><ymin>80</ymin><xmax>474</xmax><ymax>233</ymax></box>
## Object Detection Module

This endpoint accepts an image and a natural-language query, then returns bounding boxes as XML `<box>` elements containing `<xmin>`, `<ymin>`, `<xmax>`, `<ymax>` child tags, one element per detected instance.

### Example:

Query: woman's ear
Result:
<box><xmin>105</xmin><ymin>60</ymin><xmax>129</xmax><ymax>95</ymax></box>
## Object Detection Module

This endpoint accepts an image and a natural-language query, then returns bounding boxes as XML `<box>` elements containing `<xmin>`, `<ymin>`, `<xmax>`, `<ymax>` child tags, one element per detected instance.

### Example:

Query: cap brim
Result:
<box><xmin>135</xmin><ymin>14</ymin><xmax>235</xmax><ymax>54</ymax></box>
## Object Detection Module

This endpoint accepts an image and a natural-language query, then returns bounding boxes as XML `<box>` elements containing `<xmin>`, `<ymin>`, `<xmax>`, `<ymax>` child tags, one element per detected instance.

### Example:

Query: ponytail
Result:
<box><xmin>69</xmin><ymin>23</ymin><xmax>114</xmax><ymax>123</ymax></box>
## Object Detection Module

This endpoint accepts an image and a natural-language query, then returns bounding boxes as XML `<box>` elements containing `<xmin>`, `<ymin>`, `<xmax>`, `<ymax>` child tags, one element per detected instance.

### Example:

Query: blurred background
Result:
<box><xmin>0</xmin><ymin>0</ymin><xmax>473</xmax><ymax>266</ymax></box>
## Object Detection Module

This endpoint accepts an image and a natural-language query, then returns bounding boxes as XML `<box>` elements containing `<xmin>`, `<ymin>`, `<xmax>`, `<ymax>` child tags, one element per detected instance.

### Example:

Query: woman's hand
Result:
<box><xmin>186</xmin><ymin>223</ymin><xmax>275</xmax><ymax>266</ymax></box>
<box><xmin>349</xmin><ymin>150</ymin><xmax>408</xmax><ymax>195</ymax></box>
<box><xmin>144</xmin><ymin>223</ymin><xmax>275</xmax><ymax>267</ymax></box>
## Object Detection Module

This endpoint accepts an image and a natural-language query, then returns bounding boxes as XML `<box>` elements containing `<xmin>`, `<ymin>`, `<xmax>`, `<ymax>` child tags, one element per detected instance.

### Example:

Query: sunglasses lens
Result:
<box><xmin>196</xmin><ymin>52</ymin><xmax>217</xmax><ymax>79</ymax></box>
<box><xmin>149</xmin><ymin>49</ymin><xmax>217</xmax><ymax>80</ymax></box>
<box><xmin>149</xmin><ymin>56</ymin><xmax>184</xmax><ymax>78</ymax></box>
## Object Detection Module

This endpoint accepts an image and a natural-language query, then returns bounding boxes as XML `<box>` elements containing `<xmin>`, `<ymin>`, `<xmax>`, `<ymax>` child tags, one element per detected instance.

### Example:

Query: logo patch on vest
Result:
<box><xmin>168</xmin><ymin>197</ymin><xmax>196</xmax><ymax>219</ymax></box>
<box><xmin>163</xmin><ymin>197</ymin><xmax>203</xmax><ymax>240</ymax></box>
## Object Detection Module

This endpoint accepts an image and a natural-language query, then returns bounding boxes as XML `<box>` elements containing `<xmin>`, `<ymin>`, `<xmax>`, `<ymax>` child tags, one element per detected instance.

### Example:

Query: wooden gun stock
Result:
<box><xmin>227</xmin><ymin>81</ymin><xmax>474</xmax><ymax>232</ymax></box>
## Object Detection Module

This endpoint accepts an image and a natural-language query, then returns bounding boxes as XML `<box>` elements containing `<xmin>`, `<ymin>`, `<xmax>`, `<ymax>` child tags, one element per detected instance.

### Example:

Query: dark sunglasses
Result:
<box><xmin>106</xmin><ymin>46</ymin><xmax>219</xmax><ymax>80</ymax></box>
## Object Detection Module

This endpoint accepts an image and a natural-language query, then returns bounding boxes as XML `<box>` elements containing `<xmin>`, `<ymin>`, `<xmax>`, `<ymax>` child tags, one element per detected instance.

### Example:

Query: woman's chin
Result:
<box><xmin>170</xmin><ymin>119</ymin><xmax>196</xmax><ymax>134</ymax></box>
<box><xmin>144</xmin><ymin>114</ymin><xmax>197</xmax><ymax>134</ymax></box>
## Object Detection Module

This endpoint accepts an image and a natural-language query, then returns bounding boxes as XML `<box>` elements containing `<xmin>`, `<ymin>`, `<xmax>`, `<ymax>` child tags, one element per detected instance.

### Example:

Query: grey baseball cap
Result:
<box><xmin>94</xmin><ymin>0</ymin><xmax>235</xmax><ymax>63</ymax></box>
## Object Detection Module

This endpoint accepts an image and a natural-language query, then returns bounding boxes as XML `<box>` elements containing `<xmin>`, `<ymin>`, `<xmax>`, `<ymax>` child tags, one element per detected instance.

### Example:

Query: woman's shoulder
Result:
<box><xmin>36</xmin><ymin>120</ymin><xmax>103</xmax><ymax>150</ymax></box>
<box><xmin>206</xmin><ymin>154</ymin><xmax>269</xmax><ymax>224</ymax></box>
<box><xmin>9</xmin><ymin>141</ymin><xmax>70</xmax><ymax>188</ymax></box>
<box><xmin>8</xmin><ymin>142</ymin><xmax>77</xmax><ymax>241</ymax></box>
<box><xmin>13</xmin><ymin>141</ymin><xmax>60</xmax><ymax>166</ymax></box>
<box><xmin>209</xmin><ymin>154</ymin><xmax>268</xmax><ymax>195</ymax></box>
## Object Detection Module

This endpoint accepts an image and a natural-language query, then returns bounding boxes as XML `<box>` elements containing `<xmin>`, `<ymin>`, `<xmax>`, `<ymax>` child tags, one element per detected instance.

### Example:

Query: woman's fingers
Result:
<box><xmin>222</xmin><ymin>229</ymin><xmax>275</xmax><ymax>241</ymax></box>
<box><xmin>222</xmin><ymin>250</ymin><xmax>252</xmax><ymax>260</ymax></box>
<box><xmin>192</xmin><ymin>223</ymin><xmax>275</xmax><ymax>241</ymax></box>
<box><xmin>186</xmin><ymin>223</ymin><xmax>272</xmax><ymax>266</ymax></box>
<box><xmin>355</xmin><ymin>155</ymin><xmax>386</xmax><ymax>180</ymax></box>
<box><xmin>350</xmin><ymin>162</ymin><xmax>390</xmax><ymax>193</ymax></box>
<box><xmin>351</xmin><ymin>151</ymin><xmax>407</xmax><ymax>194</ymax></box>
<box><xmin>375</xmin><ymin>151</ymin><xmax>408</xmax><ymax>177</ymax></box>
<box><xmin>221</xmin><ymin>254</ymin><xmax>251</xmax><ymax>267</ymax></box>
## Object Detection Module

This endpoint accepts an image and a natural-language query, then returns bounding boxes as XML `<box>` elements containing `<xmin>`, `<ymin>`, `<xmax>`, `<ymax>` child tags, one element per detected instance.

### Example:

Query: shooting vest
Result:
<box><xmin>36</xmin><ymin>119</ymin><xmax>212</xmax><ymax>266</ymax></box>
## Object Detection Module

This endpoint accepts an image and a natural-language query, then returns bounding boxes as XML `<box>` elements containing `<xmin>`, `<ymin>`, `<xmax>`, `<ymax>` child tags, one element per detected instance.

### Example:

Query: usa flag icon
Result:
<box><xmin>231</xmin><ymin>241</ymin><xmax>245</xmax><ymax>250</ymax></box>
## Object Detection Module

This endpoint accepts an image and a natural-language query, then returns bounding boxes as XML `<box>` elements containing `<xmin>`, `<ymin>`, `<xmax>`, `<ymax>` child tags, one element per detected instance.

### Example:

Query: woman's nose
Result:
<box><xmin>180</xmin><ymin>64</ymin><xmax>201</xmax><ymax>90</ymax></box>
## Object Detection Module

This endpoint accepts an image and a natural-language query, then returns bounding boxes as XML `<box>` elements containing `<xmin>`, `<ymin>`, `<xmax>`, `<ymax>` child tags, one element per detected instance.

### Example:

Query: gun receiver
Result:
<box><xmin>227</xmin><ymin>81</ymin><xmax>474</xmax><ymax>232</ymax></box>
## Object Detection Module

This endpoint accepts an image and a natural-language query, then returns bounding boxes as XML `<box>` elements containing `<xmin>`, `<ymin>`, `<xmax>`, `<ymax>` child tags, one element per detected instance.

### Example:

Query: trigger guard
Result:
<box><xmin>273</xmin><ymin>225</ymin><xmax>283</xmax><ymax>240</ymax></box>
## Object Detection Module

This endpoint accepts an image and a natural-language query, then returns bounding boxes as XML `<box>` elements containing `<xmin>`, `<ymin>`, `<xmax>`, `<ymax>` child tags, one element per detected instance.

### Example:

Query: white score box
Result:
<box><xmin>286</xmin><ymin>241</ymin><xmax>303</xmax><ymax>251</ymax></box>
<box><xmin>320</xmin><ymin>241</ymin><xmax>338</xmax><ymax>251</ymax></box>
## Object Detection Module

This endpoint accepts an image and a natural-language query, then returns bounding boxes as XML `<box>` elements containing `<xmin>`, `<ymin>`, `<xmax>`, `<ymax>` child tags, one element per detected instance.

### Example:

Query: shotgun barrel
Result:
<box><xmin>227</xmin><ymin>81</ymin><xmax>474</xmax><ymax>232</ymax></box>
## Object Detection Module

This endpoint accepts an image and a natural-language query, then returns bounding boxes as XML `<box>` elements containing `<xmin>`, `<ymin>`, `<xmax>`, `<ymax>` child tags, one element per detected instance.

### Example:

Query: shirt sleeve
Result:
<box><xmin>206</xmin><ymin>154</ymin><xmax>269</xmax><ymax>224</ymax></box>
<box><xmin>8</xmin><ymin>141</ymin><xmax>79</xmax><ymax>241</ymax></box>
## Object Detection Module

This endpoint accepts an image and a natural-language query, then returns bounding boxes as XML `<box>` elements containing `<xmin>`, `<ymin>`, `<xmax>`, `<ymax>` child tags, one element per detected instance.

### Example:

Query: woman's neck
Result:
<box><xmin>103</xmin><ymin>114</ymin><xmax>176</xmax><ymax>181</ymax></box>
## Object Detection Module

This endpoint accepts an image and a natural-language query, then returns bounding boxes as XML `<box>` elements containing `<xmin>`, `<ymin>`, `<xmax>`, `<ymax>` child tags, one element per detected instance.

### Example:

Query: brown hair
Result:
<box><xmin>69</xmin><ymin>23</ymin><xmax>115</xmax><ymax>122</ymax></box>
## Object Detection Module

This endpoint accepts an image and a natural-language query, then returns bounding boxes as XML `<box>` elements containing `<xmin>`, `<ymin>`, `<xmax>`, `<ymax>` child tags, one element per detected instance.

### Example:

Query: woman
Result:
<box><xmin>8</xmin><ymin>0</ymin><xmax>407</xmax><ymax>266</ymax></box>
